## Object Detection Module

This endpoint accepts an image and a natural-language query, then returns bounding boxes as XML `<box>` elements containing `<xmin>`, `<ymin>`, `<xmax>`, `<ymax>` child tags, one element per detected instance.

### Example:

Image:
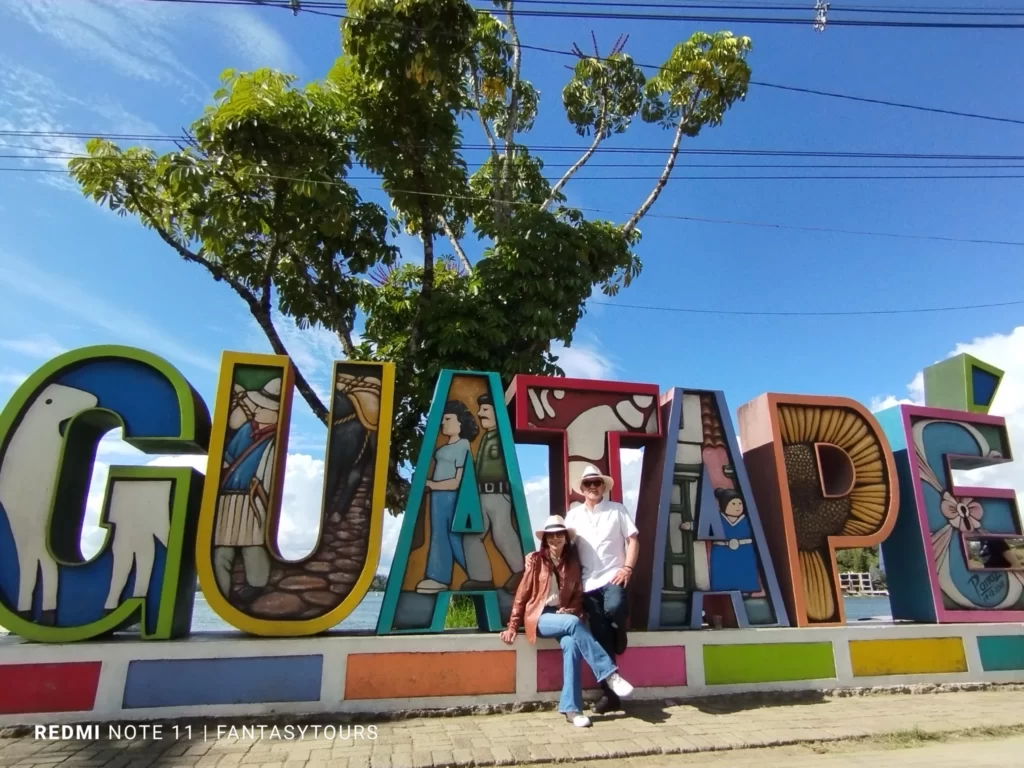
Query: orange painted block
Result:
<box><xmin>344</xmin><ymin>651</ymin><xmax>516</xmax><ymax>700</ymax></box>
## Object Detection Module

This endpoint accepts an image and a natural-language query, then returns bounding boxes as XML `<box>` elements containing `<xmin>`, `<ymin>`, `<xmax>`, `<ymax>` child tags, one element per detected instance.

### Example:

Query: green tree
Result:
<box><xmin>70</xmin><ymin>0</ymin><xmax>753</xmax><ymax>513</ymax></box>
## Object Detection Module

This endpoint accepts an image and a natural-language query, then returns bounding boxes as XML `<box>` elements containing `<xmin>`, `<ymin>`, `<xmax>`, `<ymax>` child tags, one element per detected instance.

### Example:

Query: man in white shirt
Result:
<box><xmin>564</xmin><ymin>465</ymin><xmax>639</xmax><ymax>714</ymax></box>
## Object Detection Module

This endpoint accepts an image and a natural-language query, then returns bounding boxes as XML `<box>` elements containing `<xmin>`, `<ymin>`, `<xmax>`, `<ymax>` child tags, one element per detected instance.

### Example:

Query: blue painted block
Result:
<box><xmin>123</xmin><ymin>655</ymin><xmax>323</xmax><ymax>708</ymax></box>
<box><xmin>978</xmin><ymin>635</ymin><xmax>1024</xmax><ymax>672</ymax></box>
<box><xmin>972</xmin><ymin>367</ymin><xmax>999</xmax><ymax>408</ymax></box>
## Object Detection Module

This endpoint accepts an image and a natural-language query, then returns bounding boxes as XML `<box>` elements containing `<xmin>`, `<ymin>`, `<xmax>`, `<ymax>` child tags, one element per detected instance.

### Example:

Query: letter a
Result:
<box><xmin>377</xmin><ymin>371</ymin><xmax>532</xmax><ymax>634</ymax></box>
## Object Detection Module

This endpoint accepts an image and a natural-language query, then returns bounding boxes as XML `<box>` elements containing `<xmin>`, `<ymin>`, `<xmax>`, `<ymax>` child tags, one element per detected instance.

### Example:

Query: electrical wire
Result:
<box><xmin>6</xmin><ymin>164</ymin><xmax>1020</xmax><ymax>247</ymax></box>
<box><xmin>5</xmin><ymin>130</ymin><xmax>1024</xmax><ymax>161</ymax></box>
<box><xmin>134</xmin><ymin>0</ymin><xmax>1024</xmax><ymax>127</ymax></box>
<box><xmin>588</xmin><ymin>297</ymin><xmax>1024</xmax><ymax>316</ymax></box>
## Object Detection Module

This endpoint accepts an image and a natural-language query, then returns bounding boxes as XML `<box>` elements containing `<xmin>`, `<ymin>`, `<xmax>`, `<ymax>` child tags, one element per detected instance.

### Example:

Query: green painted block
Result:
<box><xmin>704</xmin><ymin>642</ymin><xmax>836</xmax><ymax>685</ymax></box>
<box><xmin>923</xmin><ymin>353</ymin><xmax>1004</xmax><ymax>414</ymax></box>
<box><xmin>978</xmin><ymin>635</ymin><xmax>1024</xmax><ymax>672</ymax></box>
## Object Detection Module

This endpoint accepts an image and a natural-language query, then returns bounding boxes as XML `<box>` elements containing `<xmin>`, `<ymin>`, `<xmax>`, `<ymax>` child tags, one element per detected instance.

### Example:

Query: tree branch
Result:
<box><xmin>338</xmin><ymin>327</ymin><xmax>356</xmax><ymax>357</ymax></box>
<box><xmin>264</xmin><ymin>181</ymin><xmax>288</xmax><ymax>313</ymax></box>
<box><xmin>496</xmin><ymin>0</ymin><xmax>522</xmax><ymax>224</ymax></box>
<box><xmin>472</xmin><ymin>71</ymin><xmax>499</xmax><ymax>157</ymax></box>
<box><xmin>541</xmin><ymin>112</ymin><xmax>605</xmax><ymax>211</ymax></box>
<box><xmin>438</xmin><ymin>214</ymin><xmax>472</xmax><ymax>273</ymax></box>
<box><xmin>621</xmin><ymin>106</ymin><xmax>691</xmax><ymax>236</ymax></box>
<box><xmin>132</xmin><ymin>191</ymin><xmax>330</xmax><ymax>426</ymax></box>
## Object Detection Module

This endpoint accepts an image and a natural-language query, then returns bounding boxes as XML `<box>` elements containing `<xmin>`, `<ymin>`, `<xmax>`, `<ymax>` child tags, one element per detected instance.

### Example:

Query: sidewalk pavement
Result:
<box><xmin>562</xmin><ymin>735</ymin><xmax>1024</xmax><ymax>767</ymax></box>
<box><xmin>2</xmin><ymin>688</ymin><xmax>1024</xmax><ymax>768</ymax></box>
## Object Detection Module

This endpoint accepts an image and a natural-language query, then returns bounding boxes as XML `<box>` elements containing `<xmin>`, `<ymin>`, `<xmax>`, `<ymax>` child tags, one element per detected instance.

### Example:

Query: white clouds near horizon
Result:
<box><xmin>870</xmin><ymin>325</ymin><xmax>1024</xmax><ymax>506</ymax></box>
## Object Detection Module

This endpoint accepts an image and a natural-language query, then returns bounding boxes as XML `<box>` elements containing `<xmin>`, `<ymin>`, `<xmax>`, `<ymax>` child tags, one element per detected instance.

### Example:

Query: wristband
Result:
<box><xmin>623</xmin><ymin>566</ymin><xmax>633</xmax><ymax>572</ymax></box>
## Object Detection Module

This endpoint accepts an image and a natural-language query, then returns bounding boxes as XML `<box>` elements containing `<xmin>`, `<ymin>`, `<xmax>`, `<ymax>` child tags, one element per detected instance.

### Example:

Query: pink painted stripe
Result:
<box><xmin>953</xmin><ymin>486</ymin><xmax>1016</xmax><ymax>499</ymax></box>
<box><xmin>936</xmin><ymin>608</ymin><xmax>1024</xmax><ymax>623</ymax></box>
<box><xmin>537</xmin><ymin>645</ymin><xmax>686</xmax><ymax>692</ymax></box>
<box><xmin>903</xmin><ymin>405</ymin><xmax>1006</xmax><ymax>425</ymax></box>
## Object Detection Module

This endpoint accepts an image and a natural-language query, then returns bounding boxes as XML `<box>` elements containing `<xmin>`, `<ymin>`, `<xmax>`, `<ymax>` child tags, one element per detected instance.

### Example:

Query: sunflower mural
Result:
<box><xmin>776</xmin><ymin>403</ymin><xmax>895</xmax><ymax>622</ymax></box>
<box><xmin>739</xmin><ymin>393</ymin><xmax>899</xmax><ymax>627</ymax></box>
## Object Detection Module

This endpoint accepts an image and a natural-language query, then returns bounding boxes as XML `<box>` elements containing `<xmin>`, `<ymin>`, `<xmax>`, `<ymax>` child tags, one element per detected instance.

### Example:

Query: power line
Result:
<box><xmin>139</xmin><ymin>0</ymin><xmax>1024</xmax><ymax>127</ymax></box>
<box><xmin>7</xmin><ymin>164</ymin><xmax>1019</xmax><ymax>247</ymax></box>
<box><xmin>10</xmin><ymin>148</ymin><xmax>1024</xmax><ymax>169</ymax></box>
<box><xmin>5</xmin><ymin>130</ymin><xmax>1024</xmax><ymax>161</ymax></box>
<box><xmin>244</xmin><ymin>0</ymin><xmax>1024</xmax><ymax>27</ymax></box>
<box><xmin>590</xmin><ymin>297</ymin><xmax>1024</xmax><ymax>316</ymax></box>
<box><xmin>503</xmin><ymin>0</ymin><xmax>1024</xmax><ymax>16</ymax></box>
<box><xmin>9</xmin><ymin>164</ymin><xmax>1024</xmax><ymax>181</ymax></box>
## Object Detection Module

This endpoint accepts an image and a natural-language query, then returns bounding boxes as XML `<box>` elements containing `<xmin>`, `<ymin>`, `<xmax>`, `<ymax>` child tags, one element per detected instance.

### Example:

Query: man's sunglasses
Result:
<box><xmin>581</xmin><ymin>479</ymin><xmax>603</xmax><ymax>488</ymax></box>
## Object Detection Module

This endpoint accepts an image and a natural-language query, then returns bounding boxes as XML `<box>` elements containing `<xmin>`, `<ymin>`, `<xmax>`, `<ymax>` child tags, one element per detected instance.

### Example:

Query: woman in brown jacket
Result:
<box><xmin>500</xmin><ymin>515</ymin><xmax>633</xmax><ymax>727</ymax></box>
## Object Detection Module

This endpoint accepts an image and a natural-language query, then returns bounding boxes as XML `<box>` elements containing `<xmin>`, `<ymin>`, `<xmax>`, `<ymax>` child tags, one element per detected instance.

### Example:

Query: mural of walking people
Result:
<box><xmin>463</xmin><ymin>394</ymin><xmax>525</xmax><ymax>594</ymax></box>
<box><xmin>416</xmin><ymin>400</ymin><xmax>479</xmax><ymax>594</ymax></box>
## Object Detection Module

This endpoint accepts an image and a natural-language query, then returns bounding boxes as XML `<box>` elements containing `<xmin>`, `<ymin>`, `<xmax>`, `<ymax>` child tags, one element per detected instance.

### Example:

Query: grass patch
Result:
<box><xmin>445</xmin><ymin>595</ymin><xmax>478</xmax><ymax>629</ymax></box>
<box><xmin>807</xmin><ymin>723</ymin><xmax>1024</xmax><ymax>754</ymax></box>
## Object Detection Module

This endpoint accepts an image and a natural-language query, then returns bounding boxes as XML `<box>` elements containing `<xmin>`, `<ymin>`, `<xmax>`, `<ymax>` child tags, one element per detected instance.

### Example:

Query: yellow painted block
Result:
<box><xmin>849</xmin><ymin>637</ymin><xmax>967</xmax><ymax>677</ymax></box>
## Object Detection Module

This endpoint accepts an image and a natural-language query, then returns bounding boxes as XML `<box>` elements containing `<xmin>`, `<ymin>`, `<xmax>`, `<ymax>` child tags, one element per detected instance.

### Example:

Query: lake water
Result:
<box><xmin>0</xmin><ymin>593</ymin><xmax>893</xmax><ymax>636</ymax></box>
<box><xmin>186</xmin><ymin>592</ymin><xmax>893</xmax><ymax>633</ymax></box>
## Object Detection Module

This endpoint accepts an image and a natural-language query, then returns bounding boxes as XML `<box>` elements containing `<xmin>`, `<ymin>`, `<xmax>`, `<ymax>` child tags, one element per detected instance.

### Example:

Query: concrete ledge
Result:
<box><xmin>2</xmin><ymin>622</ymin><xmax>1024</xmax><ymax>725</ymax></box>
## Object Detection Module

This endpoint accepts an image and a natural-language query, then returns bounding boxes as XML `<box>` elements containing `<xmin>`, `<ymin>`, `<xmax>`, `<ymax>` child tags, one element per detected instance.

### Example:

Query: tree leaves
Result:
<box><xmin>70</xmin><ymin>5</ymin><xmax>753</xmax><ymax>516</ymax></box>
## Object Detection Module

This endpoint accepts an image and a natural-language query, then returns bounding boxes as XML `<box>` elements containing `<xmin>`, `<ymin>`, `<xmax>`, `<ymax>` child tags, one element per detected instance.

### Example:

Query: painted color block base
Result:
<box><xmin>123</xmin><ymin>656</ymin><xmax>323</xmax><ymax>708</ymax></box>
<box><xmin>345</xmin><ymin>651</ymin><xmax>516</xmax><ymax>699</ymax></box>
<box><xmin>849</xmin><ymin>638</ymin><xmax>967</xmax><ymax>677</ymax></box>
<box><xmin>536</xmin><ymin>646</ymin><xmax>686</xmax><ymax>692</ymax></box>
<box><xmin>0</xmin><ymin>662</ymin><xmax>101</xmax><ymax>715</ymax></box>
<box><xmin>2</xmin><ymin>622</ymin><xmax>1024</xmax><ymax>724</ymax></box>
<box><xmin>978</xmin><ymin>636</ymin><xmax>1024</xmax><ymax>672</ymax></box>
<box><xmin>704</xmin><ymin>642</ymin><xmax>835</xmax><ymax>685</ymax></box>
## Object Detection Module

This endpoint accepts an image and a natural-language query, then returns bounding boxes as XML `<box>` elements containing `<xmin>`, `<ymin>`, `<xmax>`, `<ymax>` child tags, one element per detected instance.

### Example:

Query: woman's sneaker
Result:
<box><xmin>566</xmin><ymin>712</ymin><xmax>591</xmax><ymax>728</ymax></box>
<box><xmin>604</xmin><ymin>672</ymin><xmax>634</xmax><ymax>698</ymax></box>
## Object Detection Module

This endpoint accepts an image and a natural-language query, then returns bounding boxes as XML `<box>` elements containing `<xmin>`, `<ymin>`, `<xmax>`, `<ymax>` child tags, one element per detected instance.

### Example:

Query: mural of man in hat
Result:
<box><xmin>213</xmin><ymin>368</ymin><xmax>281</xmax><ymax>603</ymax></box>
<box><xmin>462</xmin><ymin>393</ymin><xmax>525</xmax><ymax>593</ymax></box>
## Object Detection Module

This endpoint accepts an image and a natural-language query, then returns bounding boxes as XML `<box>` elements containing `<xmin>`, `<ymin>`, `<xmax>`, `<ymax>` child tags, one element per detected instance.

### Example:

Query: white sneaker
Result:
<box><xmin>605</xmin><ymin>672</ymin><xmax>633</xmax><ymax>698</ymax></box>
<box><xmin>415</xmin><ymin>579</ymin><xmax>448</xmax><ymax>594</ymax></box>
<box><xmin>567</xmin><ymin>713</ymin><xmax>591</xmax><ymax>728</ymax></box>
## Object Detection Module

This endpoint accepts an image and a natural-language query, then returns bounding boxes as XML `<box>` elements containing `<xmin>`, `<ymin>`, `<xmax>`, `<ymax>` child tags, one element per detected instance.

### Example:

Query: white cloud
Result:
<box><xmin>872</xmin><ymin>325</ymin><xmax>1024</xmax><ymax>506</ymax></box>
<box><xmin>5</xmin><ymin>0</ymin><xmax>298</xmax><ymax>98</ymax></box>
<box><xmin>0</xmin><ymin>256</ymin><xmax>219</xmax><ymax>374</ymax></box>
<box><xmin>214</xmin><ymin>7</ymin><xmax>300</xmax><ymax>73</ymax></box>
<box><xmin>869</xmin><ymin>372</ymin><xmax>924</xmax><ymax>412</ymax></box>
<box><xmin>551</xmin><ymin>339</ymin><xmax>615</xmax><ymax>380</ymax></box>
<box><xmin>0</xmin><ymin>335</ymin><xmax>67</xmax><ymax>360</ymax></box>
<box><xmin>0</xmin><ymin>370</ymin><xmax>28</xmax><ymax>389</ymax></box>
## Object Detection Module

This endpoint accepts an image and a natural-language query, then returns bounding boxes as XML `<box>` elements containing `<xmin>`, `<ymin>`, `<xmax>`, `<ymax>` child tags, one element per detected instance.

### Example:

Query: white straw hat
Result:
<box><xmin>574</xmin><ymin>465</ymin><xmax>614</xmax><ymax>494</ymax></box>
<box><xmin>535</xmin><ymin>515</ymin><xmax>576</xmax><ymax>541</ymax></box>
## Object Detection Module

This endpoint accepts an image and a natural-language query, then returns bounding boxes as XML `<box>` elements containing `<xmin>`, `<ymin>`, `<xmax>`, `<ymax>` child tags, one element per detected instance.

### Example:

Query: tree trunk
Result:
<box><xmin>249</xmin><ymin>302</ymin><xmax>329</xmax><ymax>425</ymax></box>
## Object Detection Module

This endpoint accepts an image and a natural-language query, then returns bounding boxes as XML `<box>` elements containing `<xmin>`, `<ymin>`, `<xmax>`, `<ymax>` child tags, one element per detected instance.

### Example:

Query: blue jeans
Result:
<box><xmin>582</xmin><ymin>583</ymin><xmax>628</xmax><ymax>663</ymax></box>
<box><xmin>537</xmin><ymin>610</ymin><xmax>617</xmax><ymax>714</ymax></box>
<box><xmin>426</xmin><ymin>490</ymin><xmax>466</xmax><ymax>583</ymax></box>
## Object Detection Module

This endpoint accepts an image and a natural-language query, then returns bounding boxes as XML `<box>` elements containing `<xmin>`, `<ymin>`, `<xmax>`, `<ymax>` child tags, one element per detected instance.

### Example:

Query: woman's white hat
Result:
<box><xmin>574</xmin><ymin>465</ymin><xmax>614</xmax><ymax>494</ymax></box>
<box><xmin>535</xmin><ymin>515</ymin><xmax>576</xmax><ymax>541</ymax></box>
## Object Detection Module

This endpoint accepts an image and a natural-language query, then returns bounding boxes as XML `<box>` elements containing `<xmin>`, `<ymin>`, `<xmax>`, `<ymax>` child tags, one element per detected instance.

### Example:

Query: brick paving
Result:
<box><xmin>2</xmin><ymin>689</ymin><xmax>1024</xmax><ymax>768</ymax></box>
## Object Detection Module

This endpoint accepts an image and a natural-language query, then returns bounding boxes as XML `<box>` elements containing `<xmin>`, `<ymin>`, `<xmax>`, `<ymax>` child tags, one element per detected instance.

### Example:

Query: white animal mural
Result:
<box><xmin>0</xmin><ymin>382</ymin><xmax>174</xmax><ymax>626</ymax></box>
<box><xmin>103</xmin><ymin>479</ymin><xmax>172</xmax><ymax>612</ymax></box>
<box><xmin>0</xmin><ymin>383</ymin><xmax>98</xmax><ymax>622</ymax></box>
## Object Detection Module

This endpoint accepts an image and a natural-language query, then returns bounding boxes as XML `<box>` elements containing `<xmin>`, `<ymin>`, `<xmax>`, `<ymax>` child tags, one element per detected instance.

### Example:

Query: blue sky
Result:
<box><xmin>1</xmin><ymin>0</ymin><xmax>1023</xmax><ymax>572</ymax></box>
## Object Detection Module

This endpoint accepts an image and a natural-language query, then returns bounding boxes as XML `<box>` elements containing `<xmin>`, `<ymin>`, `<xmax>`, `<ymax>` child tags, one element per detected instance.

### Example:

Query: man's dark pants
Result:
<box><xmin>582</xmin><ymin>583</ymin><xmax>628</xmax><ymax>706</ymax></box>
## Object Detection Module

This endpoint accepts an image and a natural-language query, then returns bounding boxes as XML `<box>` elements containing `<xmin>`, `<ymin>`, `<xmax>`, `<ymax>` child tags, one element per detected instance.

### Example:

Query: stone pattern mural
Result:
<box><xmin>196</xmin><ymin>353</ymin><xmax>394</xmax><ymax>636</ymax></box>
